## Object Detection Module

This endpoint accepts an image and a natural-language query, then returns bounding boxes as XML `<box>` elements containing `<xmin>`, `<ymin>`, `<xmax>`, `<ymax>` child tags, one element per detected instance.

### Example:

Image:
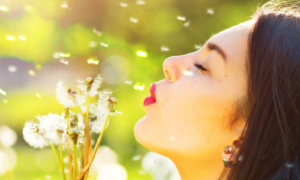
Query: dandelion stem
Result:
<box><xmin>77</xmin><ymin>106</ymin><xmax>85</xmax><ymax>170</ymax></box>
<box><xmin>67</xmin><ymin>144</ymin><xmax>73</xmax><ymax>180</ymax></box>
<box><xmin>82</xmin><ymin>95</ymin><xmax>92</xmax><ymax>179</ymax></box>
<box><xmin>78</xmin><ymin>109</ymin><xmax>111</xmax><ymax>180</ymax></box>
<box><xmin>50</xmin><ymin>143</ymin><xmax>65</xmax><ymax>180</ymax></box>
<box><xmin>59</xmin><ymin>144</ymin><xmax>66</xmax><ymax>180</ymax></box>
<box><xmin>73</xmin><ymin>141</ymin><xmax>78</xmax><ymax>179</ymax></box>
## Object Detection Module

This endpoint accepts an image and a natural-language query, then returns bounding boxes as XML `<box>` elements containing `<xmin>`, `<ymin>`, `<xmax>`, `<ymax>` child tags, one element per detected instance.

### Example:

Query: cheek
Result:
<box><xmin>156</xmin><ymin>80</ymin><xmax>234</xmax><ymax>154</ymax></box>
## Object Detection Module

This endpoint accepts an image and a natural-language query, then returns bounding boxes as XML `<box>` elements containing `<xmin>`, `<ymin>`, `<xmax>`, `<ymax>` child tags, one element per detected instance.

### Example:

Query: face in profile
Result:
<box><xmin>134</xmin><ymin>20</ymin><xmax>255</xmax><ymax>170</ymax></box>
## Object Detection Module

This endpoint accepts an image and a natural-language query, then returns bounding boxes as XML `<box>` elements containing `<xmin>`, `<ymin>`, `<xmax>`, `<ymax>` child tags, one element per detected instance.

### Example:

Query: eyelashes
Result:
<box><xmin>194</xmin><ymin>63</ymin><xmax>207</xmax><ymax>72</ymax></box>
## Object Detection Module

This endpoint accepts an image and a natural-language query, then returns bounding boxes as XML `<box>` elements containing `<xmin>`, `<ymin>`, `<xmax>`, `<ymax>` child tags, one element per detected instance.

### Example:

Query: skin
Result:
<box><xmin>134</xmin><ymin>19</ymin><xmax>256</xmax><ymax>180</ymax></box>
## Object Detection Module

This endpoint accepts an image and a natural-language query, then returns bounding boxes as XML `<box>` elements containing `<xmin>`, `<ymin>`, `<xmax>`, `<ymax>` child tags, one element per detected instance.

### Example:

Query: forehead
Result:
<box><xmin>208</xmin><ymin>20</ymin><xmax>255</xmax><ymax>63</ymax></box>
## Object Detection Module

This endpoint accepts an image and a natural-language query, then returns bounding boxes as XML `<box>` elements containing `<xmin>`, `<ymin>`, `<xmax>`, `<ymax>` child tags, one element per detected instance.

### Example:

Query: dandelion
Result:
<box><xmin>78</xmin><ymin>74</ymin><xmax>103</xmax><ymax>97</ymax></box>
<box><xmin>23</xmin><ymin>121</ymin><xmax>49</xmax><ymax>148</ymax></box>
<box><xmin>56</xmin><ymin>81</ymin><xmax>86</xmax><ymax>108</ymax></box>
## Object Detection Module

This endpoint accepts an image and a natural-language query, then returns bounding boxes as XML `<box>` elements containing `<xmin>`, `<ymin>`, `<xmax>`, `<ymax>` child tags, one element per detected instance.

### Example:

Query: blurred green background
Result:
<box><xmin>0</xmin><ymin>0</ymin><xmax>267</xmax><ymax>179</ymax></box>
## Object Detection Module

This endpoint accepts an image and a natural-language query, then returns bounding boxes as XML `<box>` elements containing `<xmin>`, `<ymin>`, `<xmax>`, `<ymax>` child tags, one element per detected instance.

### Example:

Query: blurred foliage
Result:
<box><xmin>0</xmin><ymin>0</ymin><xmax>268</xmax><ymax>179</ymax></box>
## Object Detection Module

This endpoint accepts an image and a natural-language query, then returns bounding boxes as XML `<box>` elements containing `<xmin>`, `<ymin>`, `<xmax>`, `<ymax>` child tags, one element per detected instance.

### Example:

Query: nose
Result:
<box><xmin>163</xmin><ymin>56</ymin><xmax>185</xmax><ymax>82</ymax></box>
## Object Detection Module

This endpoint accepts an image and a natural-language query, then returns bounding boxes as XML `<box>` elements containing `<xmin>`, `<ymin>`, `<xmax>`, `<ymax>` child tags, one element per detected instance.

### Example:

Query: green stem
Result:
<box><xmin>73</xmin><ymin>141</ymin><xmax>78</xmax><ymax>179</ymax></box>
<box><xmin>50</xmin><ymin>143</ymin><xmax>65</xmax><ymax>180</ymax></box>
<box><xmin>83</xmin><ymin>96</ymin><xmax>91</xmax><ymax>166</ymax></box>
<box><xmin>78</xmin><ymin>109</ymin><xmax>111</xmax><ymax>179</ymax></box>
<box><xmin>59</xmin><ymin>144</ymin><xmax>66</xmax><ymax>180</ymax></box>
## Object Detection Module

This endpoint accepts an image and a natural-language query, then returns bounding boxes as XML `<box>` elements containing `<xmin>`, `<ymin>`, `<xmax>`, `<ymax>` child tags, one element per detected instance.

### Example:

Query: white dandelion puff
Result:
<box><xmin>77</xmin><ymin>74</ymin><xmax>103</xmax><ymax>97</ymax></box>
<box><xmin>38</xmin><ymin>113</ymin><xmax>67</xmax><ymax>145</ymax></box>
<box><xmin>56</xmin><ymin>81</ymin><xmax>86</xmax><ymax>108</ymax></box>
<box><xmin>23</xmin><ymin>121</ymin><xmax>49</xmax><ymax>148</ymax></box>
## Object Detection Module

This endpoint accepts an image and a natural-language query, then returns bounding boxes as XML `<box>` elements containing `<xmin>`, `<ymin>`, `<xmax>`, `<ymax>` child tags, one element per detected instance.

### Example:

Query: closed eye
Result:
<box><xmin>194</xmin><ymin>63</ymin><xmax>207</xmax><ymax>71</ymax></box>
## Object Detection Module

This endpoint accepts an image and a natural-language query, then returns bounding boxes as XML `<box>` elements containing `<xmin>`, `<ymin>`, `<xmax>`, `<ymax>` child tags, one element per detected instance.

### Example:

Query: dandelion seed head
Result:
<box><xmin>120</xmin><ymin>2</ymin><xmax>128</xmax><ymax>7</ymax></box>
<box><xmin>56</xmin><ymin>81</ymin><xmax>86</xmax><ymax>108</ymax></box>
<box><xmin>78</xmin><ymin>74</ymin><xmax>103</xmax><ymax>97</ymax></box>
<box><xmin>6</xmin><ymin>35</ymin><xmax>15</xmax><ymax>41</ymax></box>
<box><xmin>161</xmin><ymin>45</ymin><xmax>169</xmax><ymax>52</ymax></box>
<box><xmin>23</xmin><ymin>121</ymin><xmax>49</xmax><ymax>148</ymax></box>
<box><xmin>28</xmin><ymin>70</ymin><xmax>35</xmax><ymax>76</ymax></box>
<box><xmin>207</xmin><ymin>8</ymin><xmax>214</xmax><ymax>15</ymax></box>
<box><xmin>8</xmin><ymin>66</ymin><xmax>17</xmax><ymax>72</ymax></box>
<box><xmin>177</xmin><ymin>16</ymin><xmax>186</xmax><ymax>21</ymax></box>
<box><xmin>183</xmin><ymin>70</ymin><xmax>194</xmax><ymax>77</ymax></box>
<box><xmin>130</xmin><ymin>17</ymin><xmax>138</xmax><ymax>23</ymax></box>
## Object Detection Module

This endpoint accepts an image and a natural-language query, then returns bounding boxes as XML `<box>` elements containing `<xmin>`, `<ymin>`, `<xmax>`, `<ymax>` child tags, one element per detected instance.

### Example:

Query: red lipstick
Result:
<box><xmin>143</xmin><ymin>83</ymin><xmax>156</xmax><ymax>106</ymax></box>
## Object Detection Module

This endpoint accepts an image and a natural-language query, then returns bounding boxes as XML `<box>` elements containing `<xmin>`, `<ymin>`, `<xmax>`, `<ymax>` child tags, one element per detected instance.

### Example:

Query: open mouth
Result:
<box><xmin>143</xmin><ymin>83</ymin><xmax>156</xmax><ymax>106</ymax></box>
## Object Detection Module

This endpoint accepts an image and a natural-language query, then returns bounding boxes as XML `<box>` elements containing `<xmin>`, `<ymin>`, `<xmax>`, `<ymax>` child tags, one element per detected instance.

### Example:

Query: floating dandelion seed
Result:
<box><xmin>133</xmin><ymin>83</ymin><xmax>145</xmax><ymax>91</ymax></box>
<box><xmin>8</xmin><ymin>66</ymin><xmax>17</xmax><ymax>72</ymax></box>
<box><xmin>132</xmin><ymin>155</ymin><xmax>142</xmax><ymax>161</ymax></box>
<box><xmin>60</xmin><ymin>59</ymin><xmax>69</xmax><ymax>65</ymax></box>
<box><xmin>120</xmin><ymin>2</ymin><xmax>128</xmax><ymax>7</ymax></box>
<box><xmin>136</xmin><ymin>0</ymin><xmax>145</xmax><ymax>5</ymax></box>
<box><xmin>59</xmin><ymin>52</ymin><xmax>71</xmax><ymax>57</ymax></box>
<box><xmin>93</xmin><ymin>28</ymin><xmax>103</xmax><ymax>36</ymax></box>
<box><xmin>36</xmin><ymin>93</ymin><xmax>41</xmax><ymax>98</ymax></box>
<box><xmin>177</xmin><ymin>16</ymin><xmax>186</xmax><ymax>21</ymax></box>
<box><xmin>6</xmin><ymin>35</ymin><xmax>15</xmax><ymax>41</ymax></box>
<box><xmin>87</xmin><ymin>57</ymin><xmax>99</xmax><ymax>65</ymax></box>
<box><xmin>0</xmin><ymin>5</ymin><xmax>9</xmax><ymax>12</ymax></box>
<box><xmin>195</xmin><ymin>44</ymin><xmax>202</xmax><ymax>49</ymax></box>
<box><xmin>124</xmin><ymin>80</ymin><xmax>133</xmax><ymax>86</ymax></box>
<box><xmin>61</xmin><ymin>2</ymin><xmax>68</xmax><ymax>9</ymax></box>
<box><xmin>3</xmin><ymin>100</ymin><xmax>8</xmax><ymax>103</ymax></box>
<box><xmin>161</xmin><ymin>45</ymin><xmax>169</xmax><ymax>52</ymax></box>
<box><xmin>18</xmin><ymin>35</ymin><xmax>26</xmax><ymax>41</ymax></box>
<box><xmin>130</xmin><ymin>17</ymin><xmax>138</xmax><ymax>23</ymax></box>
<box><xmin>207</xmin><ymin>8</ymin><xmax>214</xmax><ymax>15</ymax></box>
<box><xmin>100</xmin><ymin>42</ymin><xmax>109</xmax><ymax>47</ymax></box>
<box><xmin>169</xmin><ymin>136</ymin><xmax>176</xmax><ymax>141</ymax></box>
<box><xmin>53</xmin><ymin>52</ymin><xmax>60</xmax><ymax>59</ymax></box>
<box><xmin>136</xmin><ymin>51</ymin><xmax>147</xmax><ymax>57</ymax></box>
<box><xmin>0</xmin><ymin>89</ymin><xmax>7</xmax><ymax>96</ymax></box>
<box><xmin>45</xmin><ymin>175</ymin><xmax>51</xmax><ymax>179</ymax></box>
<box><xmin>89</xmin><ymin>41</ymin><xmax>97</xmax><ymax>47</ymax></box>
<box><xmin>183</xmin><ymin>70</ymin><xmax>194</xmax><ymax>77</ymax></box>
<box><xmin>183</xmin><ymin>21</ymin><xmax>190</xmax><ymax>27</ymax></box>
<box><xmin>28</xmin><ymin>70</ymin><xmax>36</xmax><ymax>76</ymax></box>
<box><xmin>24</xmin><ymin>4</ymin><xmax>33</xmax><ymax>12</ymax></box>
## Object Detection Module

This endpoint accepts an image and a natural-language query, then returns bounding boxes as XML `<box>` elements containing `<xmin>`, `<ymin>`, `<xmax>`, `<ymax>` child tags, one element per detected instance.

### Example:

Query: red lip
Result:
<box><xmin>143</xmin><ymin>83</ymin><xmax>156</xmax><ymax>106</ymax></box>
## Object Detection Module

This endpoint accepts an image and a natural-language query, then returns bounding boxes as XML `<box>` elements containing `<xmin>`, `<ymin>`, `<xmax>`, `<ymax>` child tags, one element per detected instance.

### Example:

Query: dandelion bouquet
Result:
<box><xmin>23</xmin><ymin>74</ymin><xmax>117</xmax><ymax>180</ymax></box>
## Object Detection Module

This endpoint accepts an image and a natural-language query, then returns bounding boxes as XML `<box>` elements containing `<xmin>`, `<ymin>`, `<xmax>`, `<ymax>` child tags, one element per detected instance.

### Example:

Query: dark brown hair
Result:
<box><xmin>220</xmin><ymin>0</ymin><xmax>300</xmax><ymax>179</ymax></box>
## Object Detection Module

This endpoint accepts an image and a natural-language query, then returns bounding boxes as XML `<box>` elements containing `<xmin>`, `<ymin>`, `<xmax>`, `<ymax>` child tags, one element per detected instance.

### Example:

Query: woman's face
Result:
<box><xmin>134</xmin><ymin>20</ymin><xmax>255</xmax><ymax>163</ymax></box>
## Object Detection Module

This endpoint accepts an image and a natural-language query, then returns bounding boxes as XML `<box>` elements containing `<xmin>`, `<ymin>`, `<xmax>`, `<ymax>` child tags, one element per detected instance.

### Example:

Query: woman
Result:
<box><xmin>134</xmin><ymin>0</ymin><xmax>300</xmax><ymax>179</ymax></box>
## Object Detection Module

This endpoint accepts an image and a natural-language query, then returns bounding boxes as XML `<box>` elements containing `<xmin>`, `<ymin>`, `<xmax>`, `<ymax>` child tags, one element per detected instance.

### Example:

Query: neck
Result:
<box><xmin>172</xmin><ymin>156</ymin><xmax>226</xmax><ymax>180</ymax></box>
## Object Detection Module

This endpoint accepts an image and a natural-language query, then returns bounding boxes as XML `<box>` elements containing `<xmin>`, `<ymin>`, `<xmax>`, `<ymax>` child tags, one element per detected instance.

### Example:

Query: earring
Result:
<box><xmin>223</xmin><ymin>158</ymin><xmax>239</xmax><ymax>168</ymax></box>
<box><xmin>224</xmin><ymin>145</ymin><xmax>234</xmax><ymax>154</ymax></box>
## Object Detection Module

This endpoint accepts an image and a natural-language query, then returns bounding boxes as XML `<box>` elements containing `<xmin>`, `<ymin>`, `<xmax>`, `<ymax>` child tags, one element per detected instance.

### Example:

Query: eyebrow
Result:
<box><xmin>206</xmin><ymin>42</ymin><xmax>227</xmax><ymax>63</ymax></box>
